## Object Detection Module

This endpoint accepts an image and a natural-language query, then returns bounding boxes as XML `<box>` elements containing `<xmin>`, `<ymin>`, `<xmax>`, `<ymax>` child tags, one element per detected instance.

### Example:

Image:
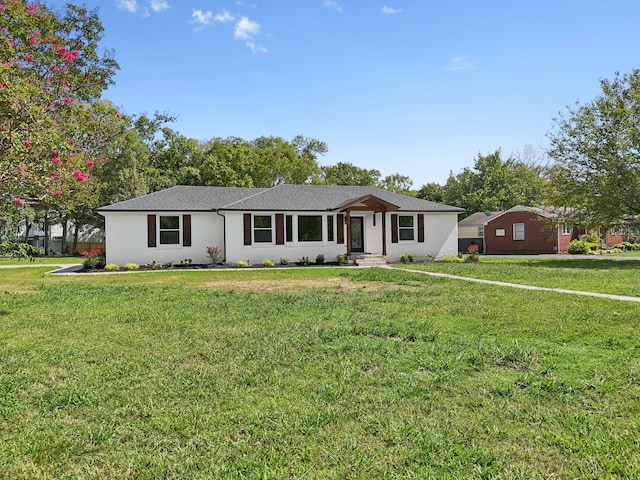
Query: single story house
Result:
<box><xmin>464</xmin><ymin>205</ymin><xmax>630</xmax><ymax>255</ymax></box>
<box><xmin>97</xmin><ymin>184</ymin><xmax>464</xmax><ymax>266</ymax></box>
<box><xmin>457</xmin><ymin>210</ymin><xmax>503</xmax><ymax>253</ymax></box>
<box><xmin>16</xmin><ymin>220</ymin><xmax>104</xmax><ymax>255</ymax></box>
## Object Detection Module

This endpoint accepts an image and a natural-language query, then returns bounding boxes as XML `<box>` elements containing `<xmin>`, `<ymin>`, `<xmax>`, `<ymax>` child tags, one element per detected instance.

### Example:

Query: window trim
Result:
<box><xmin>159</xmin><ymin>215</ymin><xmax>181</xmax><ymax>245</ymax></box>
<box><xmin>513</xmin><ymin>223</ymin><xmax>525</xmax><ymax>241</ymax></box>
<box><xmin>297</xmin><ymin>215</ymin><xmax>323</xmax><ymax>242</ymax></box>
<box><xmin>253</xmin><ymin>215</ymin><xmax>273</xmax><ymax>243</ymax></box>
<box><xmin>495</xmin><ymin>228</ymin><xmax>506</xmax><ymax>237</ymax></box>
<box><xmin>398</xmin><ymin>215</ymin><xmax>415</xmax><ymax>241</ymax></box>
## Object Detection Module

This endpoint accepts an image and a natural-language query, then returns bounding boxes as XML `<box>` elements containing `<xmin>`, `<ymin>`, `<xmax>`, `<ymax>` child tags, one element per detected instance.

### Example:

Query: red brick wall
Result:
<box><xmin>485</xmin><ymin>211</ymin><xmax>558</xmax><ymax>254</ymax></box>
<box><xmin>605</xmin><ymin>230</ymin><xmax>628</xmax><ymax>247</ymax></box>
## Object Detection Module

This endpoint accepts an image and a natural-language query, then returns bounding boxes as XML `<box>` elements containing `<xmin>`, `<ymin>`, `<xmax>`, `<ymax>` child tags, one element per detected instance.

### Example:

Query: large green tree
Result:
<box><xmin>0</xmin><ymin>0</ymin><xmax>118</xmax><ymax>216</ymax></box>
<box><xmin>547</xmin><ymin>69</ymin><xmax>640</xmax><ymax>225</ymax></box>
<box><xmin>418</xmin><ymin>149</ymin><xmax>548</xmax><ymax>214</ymax></box>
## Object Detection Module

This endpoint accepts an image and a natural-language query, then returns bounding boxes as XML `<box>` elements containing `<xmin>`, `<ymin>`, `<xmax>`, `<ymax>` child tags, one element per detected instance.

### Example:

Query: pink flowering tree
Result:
<box><xmin>0</xmin><ymin>0</ymin><xmax>119</xmax><ymax>219</ymax></box>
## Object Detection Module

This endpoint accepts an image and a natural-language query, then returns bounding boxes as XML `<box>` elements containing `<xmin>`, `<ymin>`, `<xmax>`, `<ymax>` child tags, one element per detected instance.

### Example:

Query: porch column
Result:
<box><xmin>382</xmin><ymin>211</ymin><xmax>387</xmax><ymax>255</ymax></box>
<box><xmin>346</xmin><ymin>209</ymin><xmax>351</xmax><ymax>257</ymax></box>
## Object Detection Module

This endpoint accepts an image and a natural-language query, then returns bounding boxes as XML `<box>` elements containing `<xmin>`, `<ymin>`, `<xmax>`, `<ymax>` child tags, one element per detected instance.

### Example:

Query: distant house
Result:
<box><xmin>18</xmin><ymin>220</ymin><xmax>104</xmax><ymax>255</ymax></box>
<box><xmin>461</xmin><ymin>205</ymin><xmax>630</xmax><ymax>255</ymax></box>
<box><xmin>457</xmin><ymin>211</ymin><xmax>503</xmax><ymax>253</ymax></box>
<box><xmin>97</xmin><ymin>184</ymin><xmax>465</xmax><ymax>266</ymax></box>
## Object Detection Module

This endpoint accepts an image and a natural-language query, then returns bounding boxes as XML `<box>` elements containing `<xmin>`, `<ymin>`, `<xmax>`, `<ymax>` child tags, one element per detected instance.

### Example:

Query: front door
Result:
<box><xmin>350</xmin><ymin>217</ymin><xmax>364</xmax><ymax>253</ymax></box>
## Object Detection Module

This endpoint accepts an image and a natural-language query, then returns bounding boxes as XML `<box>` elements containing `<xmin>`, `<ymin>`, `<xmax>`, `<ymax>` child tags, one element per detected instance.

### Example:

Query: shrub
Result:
<box><xmin>298</xmin><ymin>256</ymin><xmax>311</xmax><ymax>266</ymax></box>
<box><xmin>615</xmin><ymin>241</ymin><xmax>640</xmax><ymax>251</ymax></box>
<box><xmin>337</xmin><ymin>254</ymin><xmax>346</xmax><ymax>265</ymax></box>
<box><xmin>104</xmin><ymin>263</ymin><xmax>120</xmax><ymax>271</ymax></box>
<box><xmin>400</xmin><ymin>253</ymin><xmax>415</xmax><ymax>264</ymax></box>
<box><xmin>579</xmin><ymin>233</ymin><xmax>599</xmax><ymax>244</ymax></box>
<box><xmin>316</xmin><ymin>253</ymin><xmax>325</xmax><ymax>265</ymax></box>
<box><xmin>262</xmin><ymin>259</ymin><xmax>275</xmax><ymax>267</ymax></box>
<box><xmin>124</xmin><ymin>263</ymin><xmax>139</xmax><ymax>271</ymax></box>
<box><xmin>280</xmin><ymin>258</ymin><xmax>290</xmax><ymax>265</ymax></box>
<box><xmin>206</xmin><ymin>245</ymin><xmax>223</xmax><ymax>264</ymax></box>
<box><xmin>235</xmin><ymin>260</ymin><xmax>249</xmax><ymax>268</ymax></box>
<box><xmin>0</xmin><ymin>240</ymin><xmax>43</xmax><ymax>259</ymax></box>
<box><xmin>145</xmin><ymin>259</ymin><xmax>163</xmax><ymax>269</ymax></box>
<box><xmin>442</xmin><ymin>256</ymin><xmax>465</xmax><ymax>263</ymax></box>
<box><xmin>568</xmin><ymin>239</ymin><xmax>600</xmax><ymax>254</ymax></box>
<box><xmin>466</xmin><ymin>244</ymin><xmax>480</xmax><ymax>263</ymax></box>
<box><xmin>82</xmin><ymin>248</ymin><xmax>105</xmax><ymax>269</ymax></box>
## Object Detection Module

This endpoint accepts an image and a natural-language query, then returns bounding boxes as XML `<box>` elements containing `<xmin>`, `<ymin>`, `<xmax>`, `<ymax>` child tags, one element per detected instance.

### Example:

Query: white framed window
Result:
<box><xmin>159</xmin><ymin>216</ymin><xmax>180</xmax><ymax>244</ymax></box>
<box><xmin>253</xmin><ymin>215</ymin><xmax>273</xmax><ymax>243</ymax></box>
<box><xmin>298</xmin><ymin>215</ymin><xmax>322</xmax><ymax>242</ymax></box>
<box><xmin>495</xmin><ymin>228</ymin><xmax>505</xmax><ymax>237</ymax></box>
<box><xmin>398</xmin><ymin>215</ymin><xmax>415</xmax><ymax>241</ymax></box>
<box><xmin>562</xmin><ymin>224</ymin><xmax>572</xmax><ymax>235</ymax></box>
<box><xmin>478</xmin><ymin>225</ymin><xmax>484</xmax><ymax>237</ymax></box>
<box><xmin>513</xmin><ymin>223</ymin><xmax>525</xmax><ymax>240</ymax></box>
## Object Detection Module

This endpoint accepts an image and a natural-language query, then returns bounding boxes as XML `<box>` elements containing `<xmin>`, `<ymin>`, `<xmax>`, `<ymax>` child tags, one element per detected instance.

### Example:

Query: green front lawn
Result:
<box><xmin>396</xmin><ymin>256</ymin><xmax>640</xmax><ymax>297</ymax></box>
<box><xmin>0</xmin><ymin>256</ymin><xmax>82</xmax><ymax>265</ymax></box>
<box><xmin>1</xmin><ymin>266</ymin><xmax>638</xmax><ymax>478</ymax></box>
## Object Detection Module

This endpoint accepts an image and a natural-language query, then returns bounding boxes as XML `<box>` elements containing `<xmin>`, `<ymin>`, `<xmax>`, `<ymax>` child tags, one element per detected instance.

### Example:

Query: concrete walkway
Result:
<box><xmin>398</xmin><ymin>266</ymin><xmax>640</xmax><ymax>303</ymax></box>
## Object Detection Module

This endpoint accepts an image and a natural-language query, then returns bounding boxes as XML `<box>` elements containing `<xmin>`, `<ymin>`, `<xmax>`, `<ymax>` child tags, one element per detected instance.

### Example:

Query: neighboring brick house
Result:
<box><xmin>483</xmin><ymin>206</ymin><xmax>560</xmax><ymax>254</ymax></box>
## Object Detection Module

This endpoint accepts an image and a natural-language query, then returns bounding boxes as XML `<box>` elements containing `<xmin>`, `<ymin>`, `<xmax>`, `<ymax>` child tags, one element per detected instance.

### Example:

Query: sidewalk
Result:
<box><xmin>399</xmin><ymin>266</ymin><xmax>640</xmax><ymax>303</ymax></box>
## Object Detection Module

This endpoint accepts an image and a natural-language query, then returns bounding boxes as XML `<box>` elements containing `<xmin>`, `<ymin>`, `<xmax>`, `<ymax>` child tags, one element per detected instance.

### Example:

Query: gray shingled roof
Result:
<box><xmin>97</xmin><ymin>186</ymin><xmax>266</xmax><ymax>211</ymax></box>
<box><xmin>97</xmin><ymin>184</ymin><xmax>464</xmax><ymax>213</ymax></box>
<box><xmin>458</xmin><ymin>211</ymin><xmax>503</xmax><ymax>226</ymax></box>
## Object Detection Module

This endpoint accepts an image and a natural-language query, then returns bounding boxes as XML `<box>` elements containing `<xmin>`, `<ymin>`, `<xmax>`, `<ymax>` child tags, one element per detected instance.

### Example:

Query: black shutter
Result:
<box><xmin>243</xmin><ymin>214</ymin><xmax>252</xmax><ymax>245</ymax></box>
<box><xmin>147</xmin><ymin>215</ymin><xmax>156</xmax><ymax>247</ymax></box>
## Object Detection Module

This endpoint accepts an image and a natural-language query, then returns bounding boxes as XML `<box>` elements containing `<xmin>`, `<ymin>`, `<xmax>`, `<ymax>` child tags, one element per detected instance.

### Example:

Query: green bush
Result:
<box><xmin>442</xmin><ymin>256</ymin><xmax>465</xmax><ymax>263</ymax></box>
<box><xmin>104</xmin><ymin>263</ymin><xmax>120</xmax><ymax>271</ymax></box>
<box><xmin>400</xmin><ymin>253</ymin><xmax>415</xmax><ymax>264</ymax></box>
<box><xmin>579</xmin><ymin>233</ymin><xmax>599</xmax><ymax>244</ymax></box>
<box><xmin>235</xmin><ymin>260</ymin><xmax>249</xmax><ymax>268</ymax></box>
<box><xmin>124</xmin><ymin>263</ymin><xmax>139</xmax><ymax>271</ymax></box>
<box><xmin>614</xmin><ymin>241</ymin><xmax>640</xmax><ymax>251</ymax></box>
<box><xmin>315</xmin><ymin>253</ymin><xmax>325</xmax><ymax>265</ymax></box>
<box><xmin>568</xmin><ymin>239</ymin><xmax>598</xmax><ymax>254</ymax></box>
<box><xmin>262</xmin><ymin>259</ymin><xmax>275</xmax><ymax>267</ymax></box>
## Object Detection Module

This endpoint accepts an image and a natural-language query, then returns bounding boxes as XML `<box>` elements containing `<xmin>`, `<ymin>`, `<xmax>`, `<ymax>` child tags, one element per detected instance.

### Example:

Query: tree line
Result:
<box><xmin>2</xmin><ymin>0</ymin><xmax>639</xmax><ymax>249</ymax></box>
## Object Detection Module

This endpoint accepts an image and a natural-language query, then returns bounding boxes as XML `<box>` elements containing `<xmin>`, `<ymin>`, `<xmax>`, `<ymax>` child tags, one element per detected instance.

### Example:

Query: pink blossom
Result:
<box><xmin>23</xmin><ymin>140</ymin><xmax>32</xmax><ymax>148</ymax></box>
<box><xmin>73</xmin><ymin>170</ymin><xmax>88</xmax><ymax>182</ymax></box>
<box><xmin>51</xmin><ymin>152</ymin><xmax>61</xmax><ymax>165</ymax></box>
<box><xmin>63</xmin><ymin>96</ymin><xmax>71</xmax><ymax>104</ymax></box>
<box><xmin>18</xmin><ymin>165</ymin><xmax>25</xmax><ymax>171</ymax></box>
<box><xmin>54</xmin><ymin>190</ymin><xmax>62</xmax><ymax>196</ymax></box>
<box><xmin>24</xmin><ymin>54</ymin><xmax>33</xmax><ymax>61</ymax></box>
<box><xmin>13</xmin><ymin>198</ymin><xmax>23</xmax><ymax>207</ymax></box>
<box><xmin>86</xmin><ymin>161</ymin><xmax>95</xmax><ymax>168</ymax></box>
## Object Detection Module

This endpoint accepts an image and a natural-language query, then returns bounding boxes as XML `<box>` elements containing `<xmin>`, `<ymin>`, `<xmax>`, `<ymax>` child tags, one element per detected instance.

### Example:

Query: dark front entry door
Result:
<box><xmin>350</xmin><ymin>217</ymin><xmax>364</xmax><ymax>253</ymax></box>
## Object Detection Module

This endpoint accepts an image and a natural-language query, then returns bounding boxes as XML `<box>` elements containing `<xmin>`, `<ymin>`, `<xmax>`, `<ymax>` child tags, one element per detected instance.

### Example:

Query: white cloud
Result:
<box><xmin>116</xmin><ymin>0</ymin><xmax>137</xmax><ymax>13</ymax></box>
<box><xmin>247</xmin><ymin>42</ymin><xmax>268</xmax><ymax>54</ymax></box>
<box><xmin>192</xmin><ymin>9</ymin><xmax>214</xmax><ymax>26</ymax></box>
<box><xmin>234</xmin><ymin>16</ymin><xmax>260</xmax><ymax>40</ymax></box>
<box><xmin>381</xmin><ymin>6</ymin><xmax>402</xmax><ymax>15</ymax></box>
<box><xmin>150</xmin><ymin>0</ymin><xmax>169</xmax><ymax>13</ymax></box>
<box><xmin>323</xmin><ymin>1</ymin><xmax>342</xmax><ymax>13</ymax></box>
<box><xmin>446</xmin><ymin>56</ymin><xmax>474</xmax><ymax>71</ymax></box>
<box><xmin>214</xmin><ymin>10</ymin><xmax>235</xmax><ymax>23</ymax></box>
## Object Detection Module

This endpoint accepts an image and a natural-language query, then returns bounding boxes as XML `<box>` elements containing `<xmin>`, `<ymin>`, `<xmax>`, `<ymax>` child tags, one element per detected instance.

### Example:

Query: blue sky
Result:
<box><xmin>46</xmin><ymin>0</ymin><xmax>640</xmax><ymax>187</ymax></box>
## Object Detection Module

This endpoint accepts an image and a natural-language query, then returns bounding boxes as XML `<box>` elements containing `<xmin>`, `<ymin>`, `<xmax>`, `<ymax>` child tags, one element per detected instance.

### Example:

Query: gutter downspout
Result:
<box><xmin>215</xmin><ymin>210</ymin><xmax>226</xmax><ymax>263</ymax></box>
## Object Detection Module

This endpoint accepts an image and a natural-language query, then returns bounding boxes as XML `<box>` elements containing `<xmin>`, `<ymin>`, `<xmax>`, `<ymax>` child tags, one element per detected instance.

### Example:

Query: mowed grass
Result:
<box><xmin>1</xmin><ymin>266</ymin><xmax>639</xmax><ymax>479</ymax></box>
<box><xmin>396</xmin><ymin>256</ymin><xmax>640</xmax><ymax>297</ymax></box>
<box><xmin>0</xmin><ymin>256</ymin><xmax>82</xmax><ymax>266</ymax></box>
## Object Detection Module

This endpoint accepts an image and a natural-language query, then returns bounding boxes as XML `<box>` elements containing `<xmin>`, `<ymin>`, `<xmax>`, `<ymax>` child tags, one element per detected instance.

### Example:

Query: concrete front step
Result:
<box><xmin>354</xmin><ymin>254</ymin><xmax>387</xmax><ymax>266</ymax></box>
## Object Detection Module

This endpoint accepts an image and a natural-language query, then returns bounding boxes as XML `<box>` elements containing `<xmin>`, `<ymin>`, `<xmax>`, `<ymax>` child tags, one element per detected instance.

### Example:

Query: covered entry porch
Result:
<box><xmin>337</xmin><ymin>194</ymin><xmax>399</xmax><ymax>262</ymax></box>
